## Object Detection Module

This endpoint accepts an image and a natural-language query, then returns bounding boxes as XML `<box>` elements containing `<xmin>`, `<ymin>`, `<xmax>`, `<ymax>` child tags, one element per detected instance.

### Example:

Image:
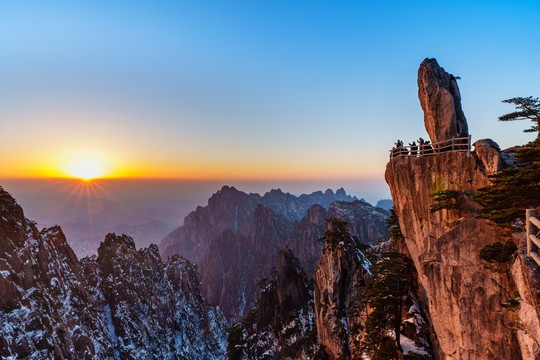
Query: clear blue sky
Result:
<box><xmin>1</xmin><ymin>0</ymin><xmax>539</xmax><ymax>195</ymax></box>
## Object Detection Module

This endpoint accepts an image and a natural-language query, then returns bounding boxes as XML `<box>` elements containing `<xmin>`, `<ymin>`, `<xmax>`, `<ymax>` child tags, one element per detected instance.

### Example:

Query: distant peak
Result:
<box><xmin>219</xmin><ymin>185</ymin><xmax>239</xmax><ymax>193</ymax></box>
<box><xmin>98</xmin><ymin>233</ymin><xmax>137</xmax><ymax>257</ymax></box>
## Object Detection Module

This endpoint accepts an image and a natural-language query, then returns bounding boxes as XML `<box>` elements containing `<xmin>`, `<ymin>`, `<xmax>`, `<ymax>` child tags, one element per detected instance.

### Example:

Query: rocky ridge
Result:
<box><xmin>160</xmin><ymin>186</ymin><xmax>389</xmax><ymax>320</ymax></box>
<box><xmin>0</xmin><ymin>186</ymin><xmax>226</xmax><ymax>359</ymax></box>
<box><xmin>313</xmin><ymin>220</ymin><xmax>371</xmax><ymax>359</ymax></box>
<box><xmin>229</xmin><ymin>217</ymin><xmax>433</xmax><ymax>359</ymax></box>
<box><xmin>227</xmin><ymin>246</ymin><xmax>323</xmax><ymax>359</ymax></box>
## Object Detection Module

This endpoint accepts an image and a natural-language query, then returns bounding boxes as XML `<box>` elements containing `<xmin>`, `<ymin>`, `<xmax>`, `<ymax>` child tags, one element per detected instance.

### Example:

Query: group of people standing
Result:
<box><xmin>391</xmin><ymin>138</ymin><xmax>433</xmax><ymax>157</ymax></box>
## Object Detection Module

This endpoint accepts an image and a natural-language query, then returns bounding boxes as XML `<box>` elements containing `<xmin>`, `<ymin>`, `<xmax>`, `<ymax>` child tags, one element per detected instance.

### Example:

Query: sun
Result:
<box><xmin>68</xmin><ymin>160</ymin><xmax>105</xmax><ymax>180</ymax></box>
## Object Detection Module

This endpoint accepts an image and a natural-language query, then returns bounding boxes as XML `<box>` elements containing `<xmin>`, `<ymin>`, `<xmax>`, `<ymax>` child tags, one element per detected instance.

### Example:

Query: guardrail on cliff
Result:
<box><xmin>527</xmin><ymin>209</ymin><xmax>540</xmax><ymax>267</ymax></box>
<box><xmin>389</xmin><ymin>135</ymin><xmax>471</xmax><ymax>159</ymax></box>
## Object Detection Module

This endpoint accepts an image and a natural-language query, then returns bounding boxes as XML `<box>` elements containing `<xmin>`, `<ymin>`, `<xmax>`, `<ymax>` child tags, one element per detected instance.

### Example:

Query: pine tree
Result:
<box><xmin>499</xmin><ymin>96</ymin><xmax>540</xmax><ymax>136</ymax></box>
<box><xmin>385</xmin><ymin>208</ymin><xmax>402</xmax><ymax>237</ymax></box>
<box><xmin>360</xmin><ymin>251</ymin><xmax>412</xmax><ymax>359</ymax></box>
<box><xmin>320</xmin><ymin>217</ymin><xmax>350</xmax><ymax>249</ymax></box>
<box><xmin>476</xmin><ymin>138</ymin><xmax>540</xmax><ymax>229</ymax></box>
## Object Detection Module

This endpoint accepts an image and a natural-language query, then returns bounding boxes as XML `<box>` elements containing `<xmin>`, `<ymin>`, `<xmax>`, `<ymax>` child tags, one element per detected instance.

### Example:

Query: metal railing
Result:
<box><xmin>527</xmin><ymin>209</ymin><xmax>540</xmax><ymax>267</ymax></box>
<box><xmin>389</xmin><ymin>135</ymin><xmax>471</xmax><ymax>159</ymax></box>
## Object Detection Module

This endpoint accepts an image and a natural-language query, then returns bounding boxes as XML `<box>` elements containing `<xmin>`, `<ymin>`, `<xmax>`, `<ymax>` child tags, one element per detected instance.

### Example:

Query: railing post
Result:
<box><xmin>467</xmin><ymin>135</ymin><xmax>471</xmax><ymax>157</ymax></box>
<box><xmin>527</xmin><ymin>209</ymin><xmax>537</xmax><ymax>255</ymax></box>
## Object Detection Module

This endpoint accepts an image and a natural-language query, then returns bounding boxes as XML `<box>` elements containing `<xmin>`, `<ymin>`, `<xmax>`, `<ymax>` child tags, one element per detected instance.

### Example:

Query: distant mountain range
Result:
<box><xmin>160</xmin><ymin>186</ymin><xmax>389</xmax><ymax>320</ymax></box>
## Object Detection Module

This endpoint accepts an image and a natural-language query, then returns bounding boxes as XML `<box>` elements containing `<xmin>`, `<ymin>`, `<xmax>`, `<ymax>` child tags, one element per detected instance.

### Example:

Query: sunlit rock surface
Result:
<box><xmin>418</xmin><ymin>58</ymin><xmax>468</xmax><ymax>144</ymax></box>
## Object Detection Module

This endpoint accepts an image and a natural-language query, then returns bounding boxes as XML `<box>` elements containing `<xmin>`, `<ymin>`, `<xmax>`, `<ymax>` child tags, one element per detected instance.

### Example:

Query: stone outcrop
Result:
<box><xmin>386</xmin><ymin>58</ymin><xmax>540</xmax><ymax>360</ymax></box>
<box><xmin>511</xmin><ymin>235</ymin><xmax>540</xmax><ymax>359</ymax></box>
<box><xmin>473</xmin><ymin>138</ymin><xmax>506</xmax><ymax>174</ymax></box>
<box><xmin>313</xmin><ymin>222</ymin><xmax>371</xmax><ymax>360</ymax></box>
<box><xmin>227</xmin><ymin>246</ymin><xmax>323</xmax><ymax>359</ymax></box>
<box><xmin>0</xmin><ymin>187</ymin><xmax>114</xmax><ymax>359</ymax></box>
<box><xmin>418</xmin><ymin>58</ymin><xmax>468</xmax><ymax>143</ymax></box>
<box><xmin>0</xmin><ymin>186</ymin><xmax>226</xmax><ymax>359</ymax></box>
<box><xmin>386</xmin><ymin>150</ymin><xmax>523</xmax><ymax>359</ymax></box>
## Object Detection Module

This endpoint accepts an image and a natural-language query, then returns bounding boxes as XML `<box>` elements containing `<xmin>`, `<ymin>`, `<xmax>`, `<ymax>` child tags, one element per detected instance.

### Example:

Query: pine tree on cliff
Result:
<box><xmin>498</xmin><ymin>96</ymin><xmax>540</xmax><ymax>136</ymax></box>
<box><xmin>476</xmin><ymin>116</ymin><xmax>540</xmax><ymax>229</ymax></box>
<box><xmin>385</xmin><ymin>208</ymin><xmax>402</xmax><ymax>237</ymax></box>
<box><xmin>320</xmin><ymin>217</ymin><xmax>350</xmax><ymax>249</ymax></box>
<box><xmin>360</xmin><ymin>251</ymin><xmax>412</xmax><ymax>360</ymax></box>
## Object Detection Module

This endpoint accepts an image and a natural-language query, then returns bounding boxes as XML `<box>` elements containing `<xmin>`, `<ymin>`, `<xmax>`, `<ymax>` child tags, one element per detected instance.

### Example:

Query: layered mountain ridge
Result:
<box><xmin>160</xmin><ymin>186</ymin><xmax>389</xmax><ymax>320</ymax></box>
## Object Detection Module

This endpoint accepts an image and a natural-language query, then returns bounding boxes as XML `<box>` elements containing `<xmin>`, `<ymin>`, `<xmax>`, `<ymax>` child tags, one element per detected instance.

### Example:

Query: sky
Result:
<box><xmin>1</xmin><ymin>0</ymin><xmax>540</xmax><ymax>195</ymax></box>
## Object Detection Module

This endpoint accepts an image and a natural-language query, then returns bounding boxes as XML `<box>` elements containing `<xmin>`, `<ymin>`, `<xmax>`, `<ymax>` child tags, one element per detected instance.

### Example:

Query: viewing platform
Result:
<box><xmin>389</xmin><ymin>135</ymin><xmax>471</xmax><ymax>159</ymax></box>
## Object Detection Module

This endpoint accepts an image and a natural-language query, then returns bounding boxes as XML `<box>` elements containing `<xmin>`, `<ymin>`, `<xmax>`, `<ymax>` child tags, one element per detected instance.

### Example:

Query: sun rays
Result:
<box><xmin>52</xmin><ymin>177</ymin><xmax>117</xmax><ymax>222</ymax></box>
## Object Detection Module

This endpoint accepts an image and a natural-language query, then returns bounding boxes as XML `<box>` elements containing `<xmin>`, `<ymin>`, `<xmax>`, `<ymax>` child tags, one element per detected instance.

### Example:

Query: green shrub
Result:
<box><xmin>430</xmin><ymin>189</ymin><xmax>470</xmax><ymax>213</ymax></box>
<box><xmin>479</xmin><ymin>239</ymin><xmax>517</xmax><ymax>264</ymax></box>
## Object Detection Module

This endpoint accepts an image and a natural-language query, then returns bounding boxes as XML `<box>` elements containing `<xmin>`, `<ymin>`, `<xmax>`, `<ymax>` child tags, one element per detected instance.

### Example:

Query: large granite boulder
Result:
<box><xmin>418</xmin><ymin>58</ymin><xmax>469</xmax><ymax>144</ymax></box>
<box><xmin>473</xmin><ymin>138</ymin><xmax>505</xmax><ymax>174</ymax></box>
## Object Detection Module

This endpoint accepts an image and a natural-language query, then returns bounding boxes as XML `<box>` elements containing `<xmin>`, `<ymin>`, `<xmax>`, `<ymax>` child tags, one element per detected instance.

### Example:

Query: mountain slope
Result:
<box><xmin>0</xmin><ymin>186</ymin><xmax>226</xmax><ymax>359</ymax></box>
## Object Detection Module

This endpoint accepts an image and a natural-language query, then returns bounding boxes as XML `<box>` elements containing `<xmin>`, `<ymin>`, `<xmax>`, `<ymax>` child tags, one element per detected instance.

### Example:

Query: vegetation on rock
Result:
<box><xmin>476</xmin><ymin>135</ymin><xmax>540</xmax><ymax>229</ymax></box>
<box><xmin>498</xmin><ymin>96</ymin><xmax>540</xmax><ymax>136</ymax></box>
<box><xmin>319</xmin><ymin>217</ymin><xmax>351</xmax><ymax>249</ymax></box>
<box><xmin>386</xmin><ymin>208</ymin><xmax>403</xmax><ymax>237</ymax></box>
<box><xmin>430</xmin><ymin>189</ymin><xmax>471</xmax><ymax>213</ymax></box>
<box><xmin>360</xmin><ymin>251</ymin><xmax>413</xmax><ymax>359</ymax></box>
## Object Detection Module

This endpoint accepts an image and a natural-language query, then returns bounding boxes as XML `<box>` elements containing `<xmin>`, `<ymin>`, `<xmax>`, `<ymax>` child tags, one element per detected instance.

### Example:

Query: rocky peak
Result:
<box><xmin>314</xmin><ymin>224</ymin><xmax>371</xmax><ymax>359</ymax></box>
<box><xmin>305</xmin><ymin>203</ymin><xmax>326</xmax><ymax>224</ymax></box>
<box><xmin>275</xmin><ymin>245</ymin><xmax>310</xmax><ymax>309</ymax></box>
<box><xmin>227</xmin><ymin>246</ymin><xmax>323</xmax><ymax>359</ymax></box>
<box><xmin>384</xmin><ymin>58</ymin><xmax>540</xmax><ymax>359</ymax></box>
<box><xmin>418</xmin><ymin>58</ymin><xmax>468</xmax><ymax>143</ymax></box>
<box><xmin>97</xmin><ymin>233</ymin><xmax>138</xmax><ymax>276</ymax></box>
<box><xmin>265</xmin><ymin>188</ymin><xmax>284</xmax><ymax>196</ymax></box>
<box><xmin>0</xmin><ymin>186</ymin><xmax>37</xmax><ymax>251</ymax></box>
<box><xmin>336</xmin><ymin>187</ymin><xmax>347</xmax><ymax>198</ymax></box>
<box><xmin>208</xmin><ymin>185</ymin><xmax>259</xmax><ymax>208</ymax></box>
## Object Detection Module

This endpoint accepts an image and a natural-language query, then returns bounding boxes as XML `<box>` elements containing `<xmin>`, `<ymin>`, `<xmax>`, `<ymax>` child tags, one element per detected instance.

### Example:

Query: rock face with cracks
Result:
<box><xmin>313</xmin><ymin>224</ymin><xmax>371</xmax><ymax>360</ymax></box>
<box><xmin>385</xmin><ymin>58</ymin><xmax>540</xmax><ymax>360</ymax></box>
<box><xmin>418</xmin><ymin>58</ymin><xmax>468</xmax><ymax>144</ymax></box>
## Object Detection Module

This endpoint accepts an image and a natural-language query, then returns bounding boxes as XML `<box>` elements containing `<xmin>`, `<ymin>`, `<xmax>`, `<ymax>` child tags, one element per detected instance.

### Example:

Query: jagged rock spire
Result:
<box><xmin>418</xmin><ymin>58</ymin><xmax>469</xmax><ymax>143</ymax></box>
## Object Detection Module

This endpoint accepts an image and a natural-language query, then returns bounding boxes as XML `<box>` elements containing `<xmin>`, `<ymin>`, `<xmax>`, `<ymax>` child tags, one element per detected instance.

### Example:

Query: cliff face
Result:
<box><xmin>385</xmin><ymin>58</ymin><xmax>540</xmax><ymax>360</ymax></box>
<box><xmin>313</xmin><ymin>223</ymin><xmax>371</xmax><ymax>360</ymax></box>
<box><xmin>227</xmin><ymin>246</ymin><xmax>322</xmax><ymax>359</ymax></box>
<box><xmin>0</xmin><ymin>186</ymin><xmax>226</xmax><ymax>359</ymax></box>
<box><xmin>200</xmin><ymin>204</ymin><xmax>290</xmax><ymax>319</ymax></box>
<box><xmin>83</xmin><ymin>234</ymin><xmax>227</xmax><ymax>359</ymax></box>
